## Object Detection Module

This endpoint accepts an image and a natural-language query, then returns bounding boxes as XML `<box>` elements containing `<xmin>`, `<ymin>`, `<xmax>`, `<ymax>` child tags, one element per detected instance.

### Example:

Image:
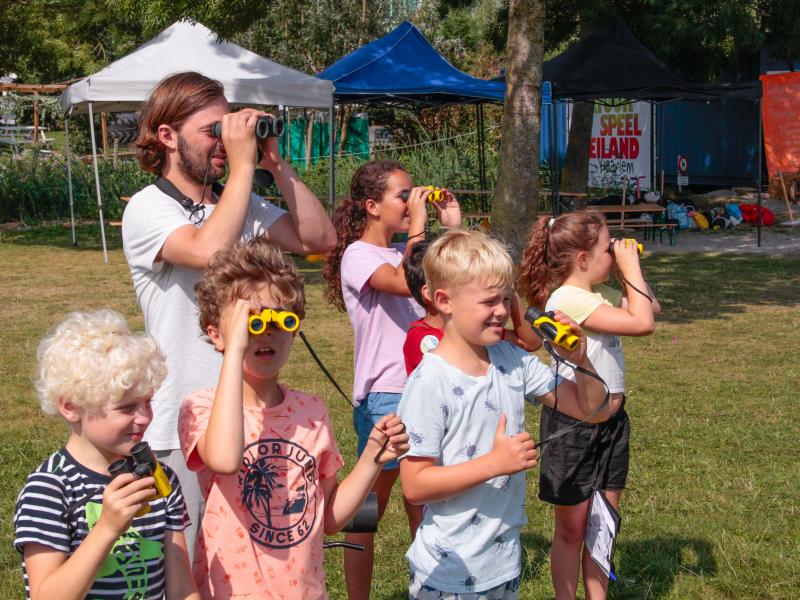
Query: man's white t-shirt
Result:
<box><xmin>122</xmin><ymin>184</ymin><xmax>286</xmax><ymax>450</ymax></box>
<box><xmin>545</xmin><ymin>284</ymin><xmax>625</xmax><ymax>393</ymax></box>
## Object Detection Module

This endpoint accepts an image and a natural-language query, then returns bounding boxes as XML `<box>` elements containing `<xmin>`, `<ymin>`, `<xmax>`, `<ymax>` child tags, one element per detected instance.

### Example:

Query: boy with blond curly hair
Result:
<box><xmin>14</xmin><ymin>310</ymin><xmax>198</xmax><ymax>600</ymax></box>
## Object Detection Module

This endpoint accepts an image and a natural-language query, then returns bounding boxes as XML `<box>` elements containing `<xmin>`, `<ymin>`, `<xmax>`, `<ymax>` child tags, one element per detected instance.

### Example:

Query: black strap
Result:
<box><xmin>298</xmin><ymin>331</ymin><xmax>398</xmax><ymax>463</ymax></box>
<box><xmin>154</xmin><ymin>176</ymin><xmax>223</xmax><ymax>207</ymax></box>
<box><xmin>529</xmin><ymin>333</ymin><xmax>611</xmax><ymax>449</ymax></box>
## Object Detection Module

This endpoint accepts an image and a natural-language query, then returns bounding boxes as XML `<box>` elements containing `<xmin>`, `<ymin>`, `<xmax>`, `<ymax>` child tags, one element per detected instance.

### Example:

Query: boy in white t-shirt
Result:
<box><xmin>397</xmin><ymin>230</ymin><xmax>607</xmax><ymax>598</ymax></box>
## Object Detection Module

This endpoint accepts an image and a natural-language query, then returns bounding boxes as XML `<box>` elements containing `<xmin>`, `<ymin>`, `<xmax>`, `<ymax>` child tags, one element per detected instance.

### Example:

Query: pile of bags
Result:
<box><xmin>666</xmin><ymin>201</ymin><xmax>776</xmax><ymax>230</ymax></box>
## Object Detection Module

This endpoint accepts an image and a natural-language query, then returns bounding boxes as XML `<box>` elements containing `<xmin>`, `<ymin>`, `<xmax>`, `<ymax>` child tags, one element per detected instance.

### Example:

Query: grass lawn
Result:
<box><xmin>1</xmin><ymin>224</ymin><xmax>798</xmax><ymax>599</ymax></box>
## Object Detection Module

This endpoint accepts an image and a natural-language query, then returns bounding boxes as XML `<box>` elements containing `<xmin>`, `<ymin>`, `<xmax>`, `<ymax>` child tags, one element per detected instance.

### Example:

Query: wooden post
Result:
<box><xmin>778</xmin><ymin>171</ymin><xmax>796</xmax><ymax>223</ymax></box>
<box><xmin>33</xmin><ymin>94</ymin><xmax>40</xmax><ymax>143</ymax></box>
<box><xmin>621</xmin><ymin>175</ymin><xmax>628</xmax><ymax>229</ymax></box>
<box><xmin>101</xmin><ymin>113</ymin><xmax>108</xmax><ymax>157</ymax></box>
<box><xmin>305</xmin><ymin>110</ymin><xmax>315</xmax><ymax>169</ymax></box>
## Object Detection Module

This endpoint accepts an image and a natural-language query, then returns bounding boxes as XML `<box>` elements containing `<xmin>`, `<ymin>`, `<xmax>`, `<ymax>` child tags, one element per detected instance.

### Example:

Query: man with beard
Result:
<box><xmin>121</xmin><ymin>72</ymin><xmax>335</xmax><ymax>556</ymax></box>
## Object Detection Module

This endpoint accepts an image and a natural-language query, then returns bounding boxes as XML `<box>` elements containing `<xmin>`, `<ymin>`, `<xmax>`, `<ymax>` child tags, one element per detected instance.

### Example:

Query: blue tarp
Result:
<box><xmin>317</xmin><ymin>21</ymin><xmax>504</xmax><ymax>105</ymax></box>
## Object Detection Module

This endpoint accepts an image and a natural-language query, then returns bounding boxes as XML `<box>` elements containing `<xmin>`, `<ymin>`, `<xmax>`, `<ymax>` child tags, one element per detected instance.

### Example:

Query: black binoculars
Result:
<box><xmin>524</xmin><ymin>307</ymin><xmax>580</xmax><ymax>351</ymax></box>
<box><xmin>109</xmin><ymin>441</ymin><xmax>172</xmax><ymax>516</ymax></box>
<box><xmin>211</xmin><ymin>115</ymin><xmax>285</xmax><ymax>140</ymax></box>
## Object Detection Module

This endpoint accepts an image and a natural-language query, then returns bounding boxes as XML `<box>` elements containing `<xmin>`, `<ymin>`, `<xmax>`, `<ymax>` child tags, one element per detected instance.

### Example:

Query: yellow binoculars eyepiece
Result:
<box><xmin>424</xmin><ymin>186</ymin><xmax>444</xmax><ymax>202</ymax></box>
<box><xmin>248</xmin><ymin>309</ymin><xmax>300</xmax><ymax>335</ymax></box>
<box><xmin>609</xmin><ymin>239</ymin><xmax>643</xmax><ymax>255</ymax></box>
<box><xmin>524</xmin><ymin>307</ymin><xmax>580</xmax><ymax>351</ymax></box>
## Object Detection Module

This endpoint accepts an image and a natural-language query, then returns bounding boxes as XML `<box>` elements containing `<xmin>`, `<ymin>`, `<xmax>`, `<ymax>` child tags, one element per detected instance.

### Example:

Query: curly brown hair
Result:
<box><xmin>322</xmin><ymin>160</ymin><xmax>407</xmax><ymax>311</ymax></box>
<box><xmin>195</xmin><ymin>238</ymin><xmax>306</xmax><ymax>336</ymax></box>
<box><xmin>135</xmin><ymin>72</ymin><xmax>225</xmax><ymax>175</ymax></box>
<box><xmin>517</xmin><ymin>210</ymin><xmax>606</xmax><ymax>309</ymax></box>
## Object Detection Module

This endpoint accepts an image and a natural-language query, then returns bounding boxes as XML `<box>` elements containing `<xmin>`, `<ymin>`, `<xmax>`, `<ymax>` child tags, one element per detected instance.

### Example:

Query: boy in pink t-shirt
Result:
<box><xmin>178</xmin><ymin>238</ymin><xmax>409</xmax><ymax>600</ymax></box>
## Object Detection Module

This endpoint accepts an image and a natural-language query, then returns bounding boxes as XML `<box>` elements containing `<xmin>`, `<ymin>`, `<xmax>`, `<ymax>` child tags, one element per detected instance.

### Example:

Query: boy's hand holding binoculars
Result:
<box><xmin>366</xmin><ymin>414</ymin><xmax>410</xmax><ymax>465</ymax></box>
<box><xmin>96</xmin><ymin>473</ymin><xmax>156</xmax><ymax>537</ymax></box>
<box><xmin>218</xmin><ymin>299</ymin><xmax>257</xmax><ymax>356</ymax></box>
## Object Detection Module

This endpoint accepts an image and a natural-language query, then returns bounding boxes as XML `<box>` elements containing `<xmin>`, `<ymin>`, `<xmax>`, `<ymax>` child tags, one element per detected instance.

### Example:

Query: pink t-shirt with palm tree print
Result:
<box><xmin>179</xmin><ymin>386</ymin><xmax>344</xmax><ymax>600</ymax></box>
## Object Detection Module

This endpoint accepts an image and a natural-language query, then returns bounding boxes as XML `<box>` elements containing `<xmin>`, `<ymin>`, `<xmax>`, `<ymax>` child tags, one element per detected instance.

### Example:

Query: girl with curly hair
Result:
<box><xmin>323</xmin><ymin>160</ymin><xmax>461</xmax><ymax>599</ymax></box>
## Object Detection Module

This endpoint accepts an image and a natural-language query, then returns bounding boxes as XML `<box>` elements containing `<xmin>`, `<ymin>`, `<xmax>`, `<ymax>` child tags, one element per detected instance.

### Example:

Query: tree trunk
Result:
<box><xmin>491</xmin><ymin>0</ymin><xmax>545</xmax><ymax>261</ymax></box>
<box><xmin>559</xmin><ymin>101</ymin><xmax>594</xmax><ymax>201</ymax></box>
<box><xmin>559</xmin><ymin>21</ymin><xmax>595</xmax><ymax>202</ymax></box>
<box><xmin>337</xmin><ymin>105</ymin><xmax>352</xmax><ymax>158</ymax></box>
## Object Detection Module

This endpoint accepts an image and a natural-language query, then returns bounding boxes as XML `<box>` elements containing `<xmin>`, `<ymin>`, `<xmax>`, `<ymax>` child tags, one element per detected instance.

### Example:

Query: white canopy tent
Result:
<box><xmin>60</xmin><ymin>20</ymin><xmax>335</xmax><ymax>262</ymax></box>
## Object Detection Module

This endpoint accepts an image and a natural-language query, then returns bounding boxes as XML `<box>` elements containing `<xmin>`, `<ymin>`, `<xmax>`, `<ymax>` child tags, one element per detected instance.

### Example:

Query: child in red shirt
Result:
<box><xmin>402</xmin><ymin>239</ymin><xmax>542</xmax><ymax>375</ymax></box>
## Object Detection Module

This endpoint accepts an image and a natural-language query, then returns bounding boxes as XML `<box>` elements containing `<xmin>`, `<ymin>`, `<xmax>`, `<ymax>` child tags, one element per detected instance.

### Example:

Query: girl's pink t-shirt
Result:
<box><xmin>179</xmin><ymin>387</ymin><xmax>344</xmax><ymax>600</ymax></box>
<box><xmin>340</xmin><ymin>240</ymin><xmax>424</xmax><ymax>406</ymax></box>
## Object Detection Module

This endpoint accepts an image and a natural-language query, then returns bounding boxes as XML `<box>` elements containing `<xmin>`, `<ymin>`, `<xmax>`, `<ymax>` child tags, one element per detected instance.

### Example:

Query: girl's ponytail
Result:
<box><xmin>518</xmin><ymin>216</ymin><xmax>553</xmax><ymax>309</ymax></box>
<box><xmin>323</xmin><ymin>198</ymin><xmax>368</xmax><ymax>311</ymax></box>
<box><xmin>322</xmin><ymin>159</ymin><xmax>406</xmax><ymax>311</ymax></box>
<box><xmin>518</xmin><ymin>210</ymin><xmax>606</xmax><ymax>309</ymax></box>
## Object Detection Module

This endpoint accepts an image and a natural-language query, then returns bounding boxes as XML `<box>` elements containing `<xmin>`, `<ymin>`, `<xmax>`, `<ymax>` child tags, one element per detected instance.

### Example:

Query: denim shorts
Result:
<box><xmin>353</xmin><ymin>391</ymin><xmax>402</xmax><ymax>470</ymax></box>
<box><xmin>409</xmin><ymin>575</ymin><xmax>520</xmax><ymax>600</ymax></box>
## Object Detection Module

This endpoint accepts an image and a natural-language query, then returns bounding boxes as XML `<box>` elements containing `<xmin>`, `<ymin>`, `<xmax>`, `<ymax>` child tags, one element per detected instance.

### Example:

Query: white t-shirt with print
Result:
<box><xmin>397</xmin><ymin>342</ymin><xmax>558</xmax><ymax>594</ymax></box>
<box><xmin>122</xmin><ymin>184</ymin><xmax>286</xmax><ymax>450</ymax></box>
<box><xmin>545</xmin><ymin>283</ymin><xmax>625</xmax><ymax>393</ymax></box>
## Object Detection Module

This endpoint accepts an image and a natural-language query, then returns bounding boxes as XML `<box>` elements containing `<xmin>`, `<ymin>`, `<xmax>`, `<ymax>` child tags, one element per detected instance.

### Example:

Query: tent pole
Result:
<box><xmin>659</xmin><ymin>104</ymin><xmax>665</xmax><ymax>195</ymax></box>
<box><xmin>549</xmin><ymin>100</ymin><xmax>556</xmax><ymax>216</ymax></box>
<box><xmin>552</xmin><ymin>100</ymin><xmax>560</xmax><ymax>215</ymax></box>
<box><xmin>757</xmin><ymin>98</ymin><xmax>762</xmax><ymax>247</ymax></box>
<box><xmin>65</xmin><ymin>117</ymin><xmax>77</xmax><ymax>247</ymax></box>
<box><xmin>650</xmin><ymin>102</ymin><xmax>655</xmax><ymax>192</ymax></box>
<box><xmin>87</xmin><ymin>103</ymin><xmax>109</xmax><ymax>263</ymax></box>
<box><xmin>328</xmin><ymin>98</ymin><xmax>335</xmax><ymax>216</ymax></box>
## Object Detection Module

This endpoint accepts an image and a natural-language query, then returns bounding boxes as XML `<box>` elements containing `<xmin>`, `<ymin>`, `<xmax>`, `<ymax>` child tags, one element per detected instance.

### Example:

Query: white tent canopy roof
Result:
<box><xmin>61</xmin><ymin>20</ymin><xmax>334</xmax><ymax>114</ymax></box>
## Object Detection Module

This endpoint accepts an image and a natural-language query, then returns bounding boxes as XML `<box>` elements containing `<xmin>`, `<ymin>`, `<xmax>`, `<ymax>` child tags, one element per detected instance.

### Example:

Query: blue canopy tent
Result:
<box><xmin>318</xmin><ymin>21</ymin><xmax>567</xmax><ymax>210</ymax></box>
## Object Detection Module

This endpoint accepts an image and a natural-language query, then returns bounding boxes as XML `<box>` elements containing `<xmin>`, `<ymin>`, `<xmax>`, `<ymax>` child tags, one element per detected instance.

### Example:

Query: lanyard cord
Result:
<box><xmin>298</xmin><ymin>331</ymin><xmax>395</xmax><ymax>463</ymax></box>
<box><xmin>617</xmin><ymin>273</ymin><xmax>653</xmax><ymax>302</ymax></box>
<box><xmin>531</xmin><ymin>335</ymin><xmax>611</xmax><ymax>449</ymax></box>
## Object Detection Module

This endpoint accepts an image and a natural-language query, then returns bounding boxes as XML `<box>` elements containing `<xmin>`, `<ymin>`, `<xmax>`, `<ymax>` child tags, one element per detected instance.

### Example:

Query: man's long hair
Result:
<box><xmin>134</xmin><ymin>72</ymin><xmax>225</xmax><ymax>175</ymax></box>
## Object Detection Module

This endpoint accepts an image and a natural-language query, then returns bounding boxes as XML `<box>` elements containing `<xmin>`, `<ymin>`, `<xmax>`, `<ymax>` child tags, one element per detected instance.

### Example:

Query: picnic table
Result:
<box><xmin>590</xmin><ymin>203</ymin><xmax>676</xmax><ymax>245</ymax></box>
<box><xmin>0</xmin><ymin>125</ymin><xmax>53</xmax><ymax>154</ymax></box>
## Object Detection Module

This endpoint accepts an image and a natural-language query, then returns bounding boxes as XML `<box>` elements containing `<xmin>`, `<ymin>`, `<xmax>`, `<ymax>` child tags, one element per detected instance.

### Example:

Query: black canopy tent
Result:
<box><xmin>541</xmin><ymin>18</ymin><xmax>765</xmax><ymax>244</ymax></box>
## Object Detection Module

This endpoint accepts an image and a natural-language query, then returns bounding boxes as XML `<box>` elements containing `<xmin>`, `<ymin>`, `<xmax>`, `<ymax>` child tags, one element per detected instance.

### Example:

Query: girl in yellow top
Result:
<box><xmin>518</xmin><ymin>210</ymin><xmax>661</xmax><ymax>600</ymax></box>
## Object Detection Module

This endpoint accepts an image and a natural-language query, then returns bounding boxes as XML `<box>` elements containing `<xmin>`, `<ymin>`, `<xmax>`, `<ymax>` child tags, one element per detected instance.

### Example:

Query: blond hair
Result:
<box><xmin>196</xmin><ymin>237</ymin><xmax>306</xmax><ymax>334</ymax></box>
<box><xmin>423</xmin><ymin>230</ymin><xmax>514</xmax><ymax>294</ymax></box>
<box><xmin>36</xmin><ymin>310</ymin><xmax>166</xmax><ymax>416</ymax></box>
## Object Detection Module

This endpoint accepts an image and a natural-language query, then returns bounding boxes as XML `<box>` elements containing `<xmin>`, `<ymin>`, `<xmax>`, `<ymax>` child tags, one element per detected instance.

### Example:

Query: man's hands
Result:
<box><xmin>365</xmin><ymin>413</ymin><xmax>410</xmax><ymax>465</ymax></box>
<box><xmin>487</xmin><ymin>414</ymin><xmax>538</xmax><ymax>476</ymax></box>
<box><xmin>96</xmin><ymin>474</ymin><xmax>156</xmax><ymax>538</ymax></box>
<box><xmin>219</xmin><ymin>109</ymin><xmax>263</xmax><ymax>172</ymax></box>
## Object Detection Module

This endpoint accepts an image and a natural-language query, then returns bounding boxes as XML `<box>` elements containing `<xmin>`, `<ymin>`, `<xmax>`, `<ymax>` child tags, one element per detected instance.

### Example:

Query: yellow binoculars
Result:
<box><xmin>400</xmin><ymin>187</ymin><xmax>445</xmax><ymax>203</ymax></box>
<box><xmin>609</xmin><ymin>239</ymin><xmax>643</xmax><ymax>255</ymax></box>
<box><xmin>248</xmin><ymin>309</ymin><xmax>300</xmax><ymax>335</ymax></box>
<box><xmin>524</xmin><ymin>307</ymin><xmax>580</xmax><ymax>351</ymax></box>
<box><xmin>108</xmin><ymin>441</ymin><xmax>172</xmax><ymax>516</ymax></box>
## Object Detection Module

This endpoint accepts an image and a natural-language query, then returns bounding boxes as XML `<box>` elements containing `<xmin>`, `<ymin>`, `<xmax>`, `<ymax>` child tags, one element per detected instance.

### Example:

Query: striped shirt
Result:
<box><xmin>14</xmin><ymin>448</ymin><xmax>189</xmax><ymax>599</ymax></box>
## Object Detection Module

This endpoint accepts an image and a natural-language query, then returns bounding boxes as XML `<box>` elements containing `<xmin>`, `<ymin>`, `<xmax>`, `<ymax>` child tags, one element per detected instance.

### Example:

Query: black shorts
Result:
<box><xmin>538</xmin><ymin>402</ymin><xmax>630</xmax><ymax>506</ymax></box>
